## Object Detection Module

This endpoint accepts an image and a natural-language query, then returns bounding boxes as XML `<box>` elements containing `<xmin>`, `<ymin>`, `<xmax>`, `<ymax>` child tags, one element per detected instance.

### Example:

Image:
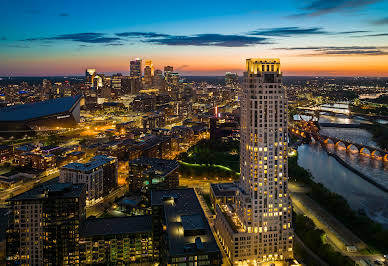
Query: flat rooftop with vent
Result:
<box><xmin>151</xmin><ymin>188</ymin><xmax>222</xmax><ymax>266</ymax></box>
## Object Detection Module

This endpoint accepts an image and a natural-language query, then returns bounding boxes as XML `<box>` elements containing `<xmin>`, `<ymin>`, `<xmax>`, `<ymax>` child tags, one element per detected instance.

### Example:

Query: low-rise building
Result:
<box><xmin>128</xmin><ymin>157</ymin><xmax>179</xmax><ymax>194</ymax></box>
<box><xmin>142</xmin><ymin>112</ymin><xmax>166</xmax><ymax>131</ymax></box>
<box><xmin>0</xmin><ymin>145</ymin><xmax>12</xmax><ymax>163</ymax></box>
<box><xmin>210</xmin><ymin>116</ymin><xmax>239</xmax><ymax>141</ymax></box>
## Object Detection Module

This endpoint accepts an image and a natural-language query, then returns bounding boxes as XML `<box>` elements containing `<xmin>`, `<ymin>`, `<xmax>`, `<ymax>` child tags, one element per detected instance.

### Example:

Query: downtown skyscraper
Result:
<box><xmin>215</xmin><ymin>58</ymin><xmax>293</xmax><ymax>265</ymax></box>
<box><xmin>130</xmin><ymin>58</ymin><xmax>142</xmax><ymax>78</ymax></box>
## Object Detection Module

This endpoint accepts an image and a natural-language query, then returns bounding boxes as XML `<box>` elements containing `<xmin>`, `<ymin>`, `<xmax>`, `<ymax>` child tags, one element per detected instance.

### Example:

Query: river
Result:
<box><xmin>297</xmin><ymin>144</ymin><xmax>388</xmax><ymax>226</ymax></box>
<box><xmin>295</xmin><ymin>103</ymin><xmax>388</xmax><ymax>226</ymax></box>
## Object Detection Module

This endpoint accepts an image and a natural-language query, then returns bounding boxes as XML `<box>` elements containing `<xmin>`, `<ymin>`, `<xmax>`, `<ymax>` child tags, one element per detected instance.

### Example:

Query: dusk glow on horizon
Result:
<box><xmin>1</xmin><ymin>0</ymin><xmax>388</xmax><ymax>77</ymax></box>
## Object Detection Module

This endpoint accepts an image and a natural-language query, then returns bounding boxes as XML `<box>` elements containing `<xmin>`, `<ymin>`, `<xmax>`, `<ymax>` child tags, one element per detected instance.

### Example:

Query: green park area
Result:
<box><xmin>177</xmin><ymin>139</ymin><xmax>240</xmax><ymax>180</ymax></box>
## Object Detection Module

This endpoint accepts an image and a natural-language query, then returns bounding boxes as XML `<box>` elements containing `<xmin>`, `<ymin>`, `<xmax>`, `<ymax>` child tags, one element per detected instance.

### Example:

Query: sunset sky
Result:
<box><xmin>1</xmin><ymin>0</ymin><xmax>388</xmax><ymax>76</ymax></box>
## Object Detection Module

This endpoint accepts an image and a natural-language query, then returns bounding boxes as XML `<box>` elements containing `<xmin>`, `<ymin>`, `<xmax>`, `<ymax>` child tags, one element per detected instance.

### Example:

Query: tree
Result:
<box><xmin>45</xmin><ymin>133</ymin><xmax>60</xmax><ymax>146</ymax></box>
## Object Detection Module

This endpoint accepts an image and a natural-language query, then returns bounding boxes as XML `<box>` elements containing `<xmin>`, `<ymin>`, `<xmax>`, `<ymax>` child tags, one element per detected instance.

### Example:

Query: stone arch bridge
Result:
<box><xmin>290</xmin><ymin>127</ymin><xmax>388</xmax><ymax>161</ymax></box>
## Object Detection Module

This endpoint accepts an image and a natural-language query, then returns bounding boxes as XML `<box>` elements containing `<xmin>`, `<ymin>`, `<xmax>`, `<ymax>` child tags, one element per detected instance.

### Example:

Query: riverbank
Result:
<box><xmin>290</xmin><ymin>153</ymin><xmax>388</xmax><ymax>253</ymax></box>
<box><xmin>362</xmin><ymin>123</ymin><xmax>388</xmax><ymax>150</ymax></box>
<box><xmin>293</xmin><ymin>212</ymin><xmax>354</xmax><ymax>266</ymax></box>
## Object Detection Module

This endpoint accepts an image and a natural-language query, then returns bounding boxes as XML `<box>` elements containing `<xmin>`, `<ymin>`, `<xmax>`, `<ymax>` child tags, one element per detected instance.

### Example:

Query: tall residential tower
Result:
<box><xmin>215</xmin><ymin>58</ymin><xmax>293</xmax><ymax>265</ymax></box>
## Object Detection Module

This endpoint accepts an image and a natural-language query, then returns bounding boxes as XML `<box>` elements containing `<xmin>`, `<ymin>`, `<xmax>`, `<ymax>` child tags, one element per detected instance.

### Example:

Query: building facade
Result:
<box><xmin>111</xmin><ymin>74</ymin><xmax>122</xmax><ymax>95</ymax></box>
<box><xmin>60</xmin><ymin>155</ymin><xmax>118</xmax><ymax>206</ymax></box>
<box><xmin>79</xmin><ymin>216</ymin><xmax>154</xmax><ymax>265</ymax></box>
<box><xmin>215</xmin><ymin>58</ymin><xmax>293</xmax><ymax>264</ymax></box>
<box><xmin>153</xmin><ymin>69</ymin><xmax>165</xmax><ymax>92</ymax></box>
<box><xmin>144</xmin><ymin>60</ymin><xmax>154</xmax><ymax>89</ymax></box>
<box><xmin>130</xmin><ymin>59</ymin><xmax>142</xmax><ymax>78</ymax></box>
<box><xmin>6</xmin><ymin>183</ymin><xmax>86</xmax><ymax>266</ymax></box>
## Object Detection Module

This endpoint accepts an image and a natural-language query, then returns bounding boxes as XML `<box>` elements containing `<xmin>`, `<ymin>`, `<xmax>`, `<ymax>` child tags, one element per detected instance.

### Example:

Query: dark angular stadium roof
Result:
<box><xmin>0</xmin><ymin>95</ymin><xmax>82</xmax><ymax>122</ymax></box>
<box><xmin>81</xmin><ymin>215</ymin><xmax>153</xmax><ymax>237</ymax></box>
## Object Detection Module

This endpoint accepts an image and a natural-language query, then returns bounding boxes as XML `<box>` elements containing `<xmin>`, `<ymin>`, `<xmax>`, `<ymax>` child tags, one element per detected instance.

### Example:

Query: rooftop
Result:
<box><xmin>135</xmin><ymin>135</ymin><xmax>171</xmax><ymax>151</ymax></box>
<box><xmin>0</xmin><ymin>95</ymin><xmax>82</xmax><ymax>122</ymax></box>
<box><xmin>8</xmin><ymin>182</ymin><xmax>85</xmax><ymax>202</ymax></box>
<box><xmin>151</xmin><ymin>188</ymin><xmax>220</xmax><ymax>257</ymax></box>
<box><xmin>217</xmin><ymin>203</ymin><xmax>245</xmax><ymax>233</ymax></box>
<box><xmin>129</xmin><ymin>157</ymin><xmax>179</xmax><ymax>177</ymax></box>
<box><xmin>210</xmin><ymin>182</ymin><xmax>238</xmax><ymax>198</ymax></box>
<box><xmin>81</xmin><ymin>215</ymin><xmax>152</xmax><ymax>237</ymax></box>
<box><xmin>62</xmin><ymin>155</ymin><xmax>116</xmax><ymax>172</ymax></box>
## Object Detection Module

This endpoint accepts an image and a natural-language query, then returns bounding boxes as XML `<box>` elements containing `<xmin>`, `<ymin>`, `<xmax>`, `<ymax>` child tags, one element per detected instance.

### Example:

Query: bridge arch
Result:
<box><xmin>371</xmin><ymin>150</ymin><xmax>385</xmax><ymax>160</ymax></box>
<box><xmin>360</xmin><ymin>147</ymin><xmax>371</xmax><ymax>156</ymax></box>
<box><xmin>335</xmin><ymin>141</ymin><xmax>346</xmax><ymax>150</ymax></box>
<box><xmin>346</xmin><ymin>144</ymin><xmax>359</xmax><ymax>153</ymax></box>
<box><xmin>324</xmin><ymin>138</ymin><xmax>334</xmax><ymax>145</ymax></box>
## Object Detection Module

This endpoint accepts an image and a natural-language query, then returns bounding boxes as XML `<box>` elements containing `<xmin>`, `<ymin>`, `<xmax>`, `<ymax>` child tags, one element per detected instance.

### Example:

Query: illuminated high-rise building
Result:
<box><xmin>60</xmin><ymin>155</ymin><xmax>118</xmax><ymax>206</ymax></box>
<box><xmin>130</xmin><ymin>58</ymin><xmax>142</xmax><ymax>78</ymax></box>
<box><xmin>143</xmin><ymin>60</ymin><xmax>154</xmax><ymax>89</ymax></box>
<box><xmin>215</xmin><ymin>58</ymin><xmax>293</xmax><ymax>264</ymax></box>
<box><xmin>111</xmin><ymin>73</ymin><xmax>122</xmax><ymax>95</ymax></box>
<box><xmin>85</xmin><ymin>68</ymin><xmax>103</xmax><ymax>88</ymax></box>
<box><xmin>85</xmin><ymin>68</ymin><xmax>96</xmax><ymax>87</ymax></box>
<box><xmin>164</xmin><ymin>66</ymin><xmax>173</xmax><ymax>84</ymax></box>
<box><xmin>145</xmin><ymin>60</ymin><xmax>154</xmax><ymax>75</ymax></box>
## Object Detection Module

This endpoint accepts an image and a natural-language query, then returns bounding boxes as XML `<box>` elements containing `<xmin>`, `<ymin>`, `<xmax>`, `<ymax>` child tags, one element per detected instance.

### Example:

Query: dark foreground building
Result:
<box><xmin>151</xmin><ymin>188</ymin><xmax>222</xmax><ymax>265</ymax></box>
<box><xmin>79</xmin><ymin>216</ymin><xmax>154</xmax><ymax>265</ymax></box>
<box><xmin>6</xmin><ymin>182</ymin><xmax>86</xmax><ymax>265</ymax></box>
<box><xmin>0</xmin><ymin>95</ymin><xmax>83</xmax><ymax>138</ymax></box>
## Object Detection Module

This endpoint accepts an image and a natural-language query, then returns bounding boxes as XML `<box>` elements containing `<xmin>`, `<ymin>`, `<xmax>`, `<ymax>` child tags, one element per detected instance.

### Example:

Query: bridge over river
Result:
<box><xmin>290</xmin><ymin>127</ymin><xmax>388</xmax><ymax>162</ymax></box>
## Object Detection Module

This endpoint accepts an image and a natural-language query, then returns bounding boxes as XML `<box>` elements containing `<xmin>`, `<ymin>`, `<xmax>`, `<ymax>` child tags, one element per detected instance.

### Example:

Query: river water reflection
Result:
<box><xmin>297</xmin><ymin>144</ymin><xmax>388</xmax><ymax>226</ymax></box>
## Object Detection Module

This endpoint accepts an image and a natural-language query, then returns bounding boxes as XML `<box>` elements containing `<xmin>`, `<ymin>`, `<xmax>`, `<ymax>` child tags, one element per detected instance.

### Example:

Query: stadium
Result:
<box><xmin>0</xmin><ymin>95</ymin><xmax>83</xmax><ymax>138</ymax></box>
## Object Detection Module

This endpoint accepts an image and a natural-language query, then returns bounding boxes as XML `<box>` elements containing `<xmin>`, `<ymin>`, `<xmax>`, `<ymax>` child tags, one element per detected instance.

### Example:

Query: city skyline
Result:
<box><xmin>1</xmin><ymin>0</ymin><xmax>388</xmax><ymax>77</ymax></box>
